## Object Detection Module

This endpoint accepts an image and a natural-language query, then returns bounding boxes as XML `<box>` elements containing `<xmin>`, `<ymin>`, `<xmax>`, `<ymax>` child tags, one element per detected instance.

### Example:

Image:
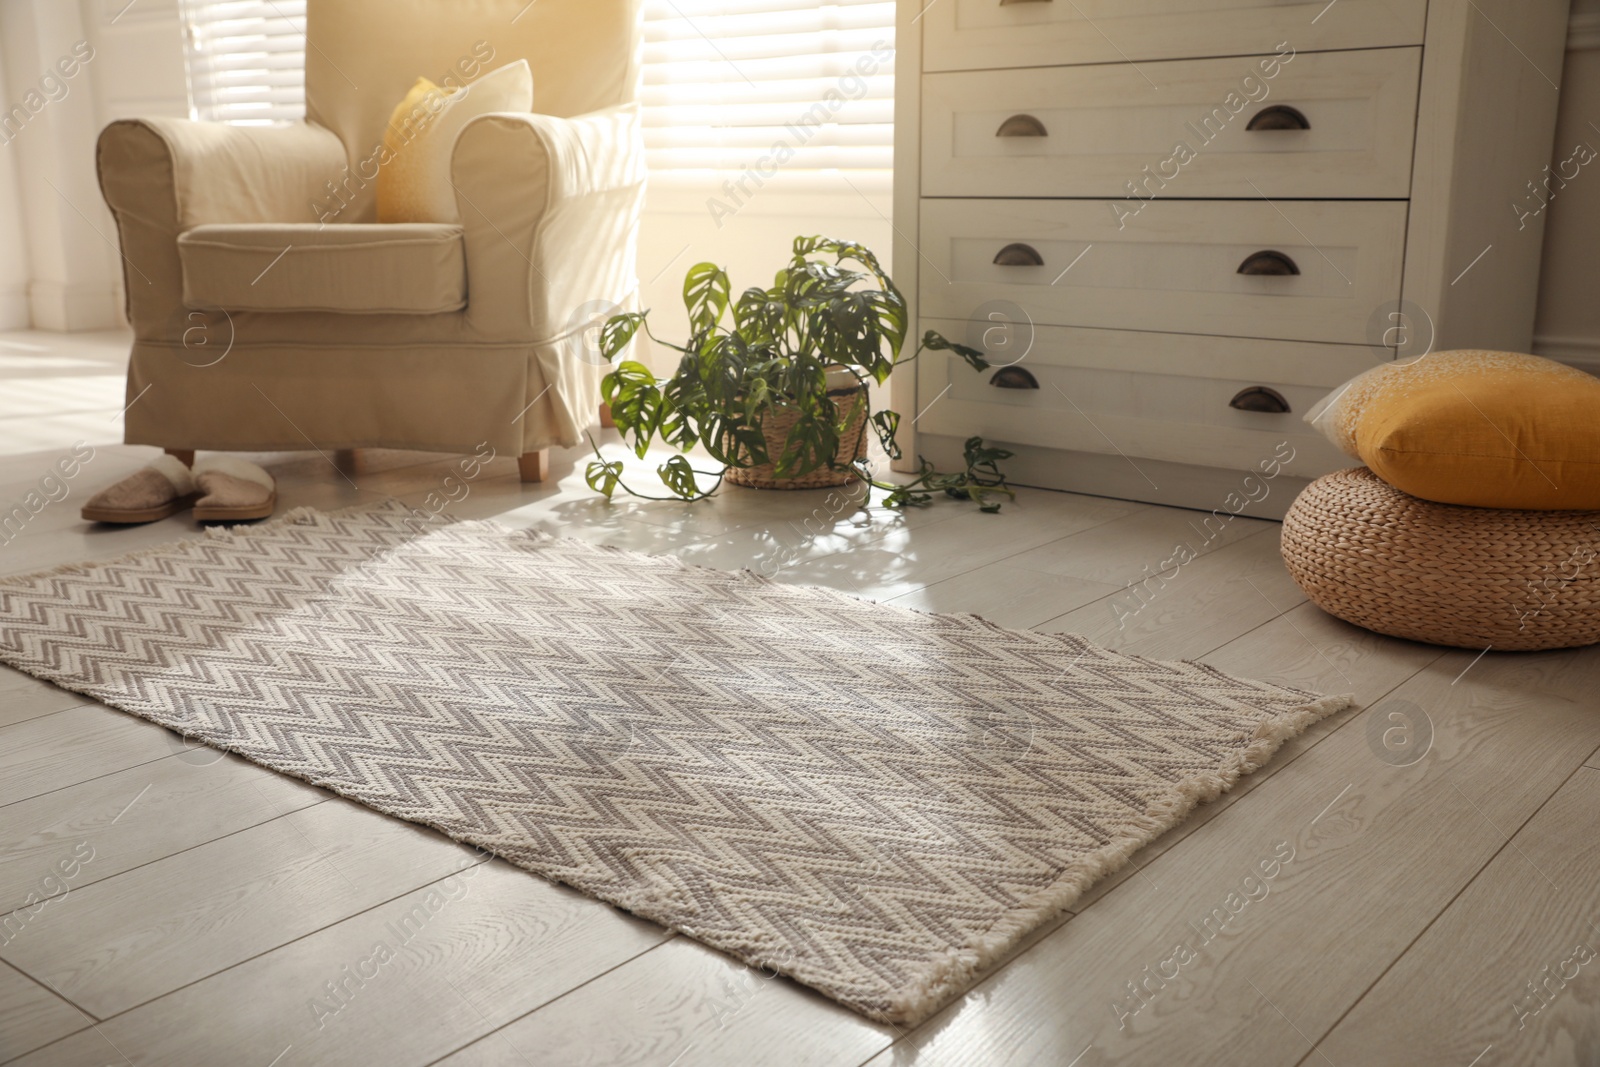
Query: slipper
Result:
<box><xmin>80</xmin><ymin>454</ymin><xmax>198</xmax><ymax>524</ymax></box>
<box><xmin>192</xmin><ymin>456</ymin><xmax>277</xmax><ymax>522</ymax></box>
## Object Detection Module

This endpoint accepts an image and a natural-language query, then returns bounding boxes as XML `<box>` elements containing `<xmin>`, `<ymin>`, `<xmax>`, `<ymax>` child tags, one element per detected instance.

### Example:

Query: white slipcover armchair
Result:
<box><xmin>96</xmin><ymin>0</ymin><xmax>644</xmax><ymax>481</ymax></box>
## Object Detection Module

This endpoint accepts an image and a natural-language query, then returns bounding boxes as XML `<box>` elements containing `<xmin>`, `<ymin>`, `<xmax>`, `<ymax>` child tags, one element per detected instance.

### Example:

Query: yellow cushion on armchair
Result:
<box><xmin>376</xmin><ymin>60</ymin><xmax>533</xmax><ymax>225</ymax></box>
<box><xmin>1305</xmin><ymin>350</ymin><xmax>1600</xmax><ymax>510</ymax></box>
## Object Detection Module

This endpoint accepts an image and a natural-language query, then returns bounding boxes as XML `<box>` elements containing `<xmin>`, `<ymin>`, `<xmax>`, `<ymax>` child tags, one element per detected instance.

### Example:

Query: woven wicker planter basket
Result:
<box><xmin>1281</xmin><ymin>467</ymin><xmax>1600</xmax><ymax>652</ymax></box>
<box><xmin>724</xmin><ymin>379</ymin><xmax>869</xmax><ymax>491</ymax></box>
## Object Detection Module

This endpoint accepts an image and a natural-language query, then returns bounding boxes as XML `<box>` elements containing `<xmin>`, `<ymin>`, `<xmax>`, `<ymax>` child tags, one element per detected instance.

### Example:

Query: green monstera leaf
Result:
<box><xmin>657</xmin><ymin>455</ymin><xmax>703</xmax><ymax>499</ymax></box>
<box><xmin>922</xmin><ymin>330</ymin><xmax>991</xmax><ymax>372</ymax></box>
<box><xmin>601</xmin><ymin>360</ymin><xmax>664</xmax><ymax>459</ymax></box>
<box><xmin>598</xmin><ymin>311</ymin><xmax>647</xmax><ymax>363</ymax></box>
<box><xmin>683</xmin><ymin>262</ymin><xmax>732</xmax><ymax>333</ymax></box>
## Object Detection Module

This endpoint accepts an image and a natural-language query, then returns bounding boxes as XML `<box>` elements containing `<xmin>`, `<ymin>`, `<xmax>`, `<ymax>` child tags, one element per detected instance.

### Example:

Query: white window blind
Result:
<box><xmin>179</xmin><ymin>0</ymin><xmax>307</xmax><ymax>125</ymax></box>
<box><xmin>642</xmin><ymin>0</ymin><xmax>895</xmax><ymax>185</ymax></box>
<box><xmin>174</xmin><ymin>0</ymin><xmax>897</xmax><ymax>188</ymax></box>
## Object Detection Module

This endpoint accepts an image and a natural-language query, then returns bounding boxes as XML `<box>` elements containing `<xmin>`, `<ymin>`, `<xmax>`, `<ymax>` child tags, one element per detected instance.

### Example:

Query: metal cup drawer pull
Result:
<box><xmin>1245</xmin><ymin>105</ymin><xmax>1311</xmax><ymax>131</ymax></box>
<box><xmin>1237</xmin><ymin>250</ymin><xmax>1301</xmax><ymax>276</ymax></box>
<box><xmin>996</xmin><ymin>114</ymin><xmax>1048</xmax><ymax>138</ymax></box>
<box><xmin>990</xmin><ymin>366</ymin><xmax>1040</xmax><ymax>389</ymax></box>
<box><xmin>993</xmin><ymin>242</ymin><xmax>1045</xmax><ymax>266</ymax></box>
<box><xmin>1229</xmin><ymin>386</ymin><xmax>1292</xmax><ymax>413</ymax></box>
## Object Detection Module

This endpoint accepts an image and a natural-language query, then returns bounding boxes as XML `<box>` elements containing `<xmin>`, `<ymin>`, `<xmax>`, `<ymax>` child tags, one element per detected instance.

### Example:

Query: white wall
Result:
<box><xmin>0</xmin><ymin>0</ymin><xmax>125</xmax><ymax>330</ymax></box>
<box><xmin>633</xmin><ymin>179</ymin><xmax>892</xmax><ymax>373</ymax></box>
<box><xmin>1533</xmin><ymin>0</ymin><xmax>1600</xmax><ymax>371</ymax></box>
<box><xmin>0</xmin><ymin>0</ymin><xmax>187</xmax><ymax>331</ymax></box>
<box><xmin>78</xmin><ymin>0</ymin><xmax>189</xmax><ymax>123</ymax></box>
<box><xmin>74</xmin><ymin>0</ymin><xmax>190</xmax><ymax>326</ymax></box>
<box><xmin>0</xmin><ymin>38</ymin><xmax>32</xmax><ymax>329</ymax></box>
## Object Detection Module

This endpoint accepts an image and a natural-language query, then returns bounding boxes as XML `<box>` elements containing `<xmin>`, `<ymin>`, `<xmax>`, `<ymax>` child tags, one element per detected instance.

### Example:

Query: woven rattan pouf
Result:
<box><xmin>1281</xmin><ymin>468</ymin><xmax>1600</xmax><ymax>651</ymax></box>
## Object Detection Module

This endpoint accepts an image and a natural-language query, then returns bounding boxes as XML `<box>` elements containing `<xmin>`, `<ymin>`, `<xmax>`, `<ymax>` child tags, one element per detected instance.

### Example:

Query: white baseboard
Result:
<box><xmin>916</xmin><ymin>433</ymin><xmax>1312</xmax><ymax>521</ymax></box>
<box><xmin>27</xmin><ymin>281</ymin><xmax>119</xmax><ymax>333</ymax></box>
<box><xmin>1532</xmin><ymin>333</ymin><xmax>1600</xmax><ymax>371</ymax></box>
<box><xmin>1571</xmin><ymin>10</ymin><xmax>1600</xmax><ymax>51</ymax></box>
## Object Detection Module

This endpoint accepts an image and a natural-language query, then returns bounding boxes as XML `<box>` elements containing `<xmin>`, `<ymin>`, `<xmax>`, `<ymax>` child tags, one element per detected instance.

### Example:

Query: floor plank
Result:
<box><xmin>1004</xmin><ymin>501</ymin><xmax>1272</xmax><ymax>586</ymax></box>
<box><xmin>0</xmin><ymin>799</ymin><xmax>487</xmax><ymax>1018</ymax></box>
<box><xmin>1038</xmin><ymin>528</ymin><xmax>1306</xmax><ymax>662</ymax></box>
<box><xmin>1201</xmin><ymin>602</ymin><xmax>1446</xmax><ymax>708</ymax></box>
<box><xmin>856</xmin><ymin>648</ymin><xmax>1600</xmax><ymax>1065</ymax></box>
<box><xmin>0</xmin><ymin>961</ymin><xmax>83</xmax><ymax>1063</ymax></box>
<box><xmin>1317</xmin><ymin>766</ymin><xmax>1600</xmax><ymax>1067</ymax></box>
<box><xmin>6</xmin><ymin>861</ymin><xmax>666</xmax><ymax>1067</ymax></box>
<box><xmin>0</xmin><ymin>669</ymin><xmax>87</xmax><ymax>730</ymax></box>
<box><xmin>0</xmin><ymin>751</ymin><xmax>326</xmax><ymax>915</ymax></box>
<box><xmin>778</xmin><ymin>491</ymin><xmax>1140</xmax><ymax>600</ymax></box>
<box><xmin>885</xmin><ymin>560</ymin><xmax>1121</xmax><ymax>630</ymax></box>
<box><xmin>0</xmin><ymin>707</ymin><xmax>180</xmax><ymax>808</ymax></box>
<box><xmin>432</xmin><ymin>936</ymin><xmax>893</xmax><ymax>1067</ymax></box>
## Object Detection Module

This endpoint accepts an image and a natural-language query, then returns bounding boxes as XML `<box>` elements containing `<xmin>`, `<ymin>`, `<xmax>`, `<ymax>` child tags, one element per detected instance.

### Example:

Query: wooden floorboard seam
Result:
<box><xmin>0</xmin><ymin>700</ymin><xmax>95</xmax><ymax>731</ymax></box>
<box><xmin>415</xmin><ymin>933</ymin><xmax>692</xmax><ymax>1067</ymax></box>
<box><xmin>0</xmin><ymin>703</ymin><xmax>99</xmax><ymax>737</ymax></box>
<box><xmin>2</xmin><ymin>853</ymin><xmax>503</xmax><ymax>1062</ymax></box>
<box><xmin>0</xmin><ymin>956</ymin><xmax>97</xmax><ymax>1063</ymax></box>
<box><xmin>0</xmin><ymin>797</ymin><xmax>333</xmax><ymax>927</ymax></box>
<box><xmin>1026</xmin><ymin>527</ymin><xmax>1283</xmax><ymax>637</ymax></box>
<box><xmin>0</xmin><ymin>968</ymin><xmax>103</xmax><ymax>1062</ymax></box>
<box><xmin>0</xmin><ymin>742</ymin><xmax>190</xmax><ymax>813</ymax></box>
<box><xmin>1285</xmin><ymin>755</ymin><xmax>1600</xmax><ymax>1067</ymax></box>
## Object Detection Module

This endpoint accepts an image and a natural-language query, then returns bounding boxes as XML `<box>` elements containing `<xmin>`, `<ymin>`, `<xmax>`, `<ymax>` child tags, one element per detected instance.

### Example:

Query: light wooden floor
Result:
<box><xmin>1</xmin><ymin>329</ymin><xmax>1597</xmax><ymax>1066</ymax></box>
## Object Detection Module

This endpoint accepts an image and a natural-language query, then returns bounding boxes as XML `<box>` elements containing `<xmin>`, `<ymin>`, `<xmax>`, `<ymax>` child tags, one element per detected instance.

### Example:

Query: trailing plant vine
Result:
<box><xmin>587</xmin><ymin>236</ymin><xmax>1015</xmax><ymax>512</ymax></box>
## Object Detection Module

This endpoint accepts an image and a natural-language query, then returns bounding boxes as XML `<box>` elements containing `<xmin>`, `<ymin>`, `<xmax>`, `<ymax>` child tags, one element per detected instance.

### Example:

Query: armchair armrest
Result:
<box><xmin>450</xmin><ymin>104</ymin><xmax>647</xmax><ymax>341</ymax></box>
<box><xmin>99</xmin><ymin>119</ymin><xmax>347</xmax><ymax>230</ymax></box>
<box><xmin>449</xmin><ymin>104</ymin><xmax>647</xmax><ymax>449</ymax></box>
<box><xmin>97</xmin><ymin>119</ymin><xmax>347</xmax><ymax>337</ymax></box>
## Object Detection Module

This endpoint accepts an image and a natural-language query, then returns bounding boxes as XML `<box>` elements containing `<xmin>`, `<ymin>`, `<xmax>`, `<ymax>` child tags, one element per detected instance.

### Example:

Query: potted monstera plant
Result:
<box><xmin>587</xmin><ymin>236</ymin><xmax>1014</xmax><ymax>512</ymax></box>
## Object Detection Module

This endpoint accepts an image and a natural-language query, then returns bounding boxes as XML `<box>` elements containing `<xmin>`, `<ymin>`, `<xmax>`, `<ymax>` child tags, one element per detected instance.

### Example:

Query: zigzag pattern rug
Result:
<box><xmin>0</xmin><ymin>503</ymin><xmax>1349</xmax><ymax>1025</ymax></box>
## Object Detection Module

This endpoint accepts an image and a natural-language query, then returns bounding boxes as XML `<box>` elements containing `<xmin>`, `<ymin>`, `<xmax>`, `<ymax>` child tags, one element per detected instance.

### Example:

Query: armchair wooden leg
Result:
<box><xmin>518</xmin><ymin>450</ymin><xmax>550</xmax><ymax>483</ymax></box>
<box><xmin>334</xmin><ymin>449</ymin><xmax>360</xmax><ymax>475</ymax></box>
<box><xmin>164</xmin><ymin>449</ymin><xmax>195</xmax><ymax>467</ymax></box>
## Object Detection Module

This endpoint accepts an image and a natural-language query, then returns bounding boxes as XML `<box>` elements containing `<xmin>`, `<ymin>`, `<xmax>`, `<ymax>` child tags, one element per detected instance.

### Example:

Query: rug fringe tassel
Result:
<box><xmin>881</xmin><ymin>691</ymin><xmax>1355</xmax><ymax>1027</ymax></box>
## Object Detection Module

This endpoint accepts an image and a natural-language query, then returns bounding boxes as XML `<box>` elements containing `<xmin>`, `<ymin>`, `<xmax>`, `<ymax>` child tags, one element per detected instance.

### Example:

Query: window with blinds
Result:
<box><xmin>179</xmin><ymin>0</ymin><xmax>307</xmax><ymax>125</ymax></box>
<box><xmin>644</xmin><ymin>0</ymin><xmax>895</xmax><ymax>186</ymax></box>
<box><xmin>175</xmin><ymin>0</ymin><xmax>897</xmax><ymax>188</ymax></box>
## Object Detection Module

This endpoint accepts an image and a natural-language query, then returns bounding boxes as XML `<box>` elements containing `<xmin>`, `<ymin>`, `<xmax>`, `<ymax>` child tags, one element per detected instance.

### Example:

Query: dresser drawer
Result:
<box><xmin>915</xmin><ymin>321</ymin><xmax>1358</xmax><ymax>475</ymax></box>
<box><xmin>922</xmin><ymin>48</ymin><xmax>1420</xmax><ymax>200</ymax></box>
<box><xmin>917</xmin><ymin>198</ymin><xmax>1407</xmax><ymax>345</ymax></box>
<box><xmin>914</xmin><ymin>384</ymin><xmax>1351</xmax><ymax>478</ymax></box>
<box><xmin>921</xmin><ymin>0</ymin><xmax>1428</xmax><ymax>73</ymax></box>
<box><xmin>920</xmin><ymin>318</ymin><xmax>1382</xmax><ymax>388</ymax></box>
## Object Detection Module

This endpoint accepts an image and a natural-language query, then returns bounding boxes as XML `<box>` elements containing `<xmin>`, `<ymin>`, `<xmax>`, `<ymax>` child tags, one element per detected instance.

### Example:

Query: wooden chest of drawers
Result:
<box><xmin>892</xmin><ymin>0</ymin><xmax>1573</xmax><ymax>517</ymax></box>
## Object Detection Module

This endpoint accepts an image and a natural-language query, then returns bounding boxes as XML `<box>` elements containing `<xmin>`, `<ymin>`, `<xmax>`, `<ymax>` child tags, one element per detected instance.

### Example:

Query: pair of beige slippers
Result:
<box><xmin>81</xmin><ymin>454</ymin><xmax>278</xmax><ymax>525</ymax></box>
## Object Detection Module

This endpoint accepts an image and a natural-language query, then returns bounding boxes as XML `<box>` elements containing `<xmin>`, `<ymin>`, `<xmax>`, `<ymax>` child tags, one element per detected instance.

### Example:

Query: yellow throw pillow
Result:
<box><xmin>1305</xmin><ymin>350</ymin><xmax>1600</xmax><ymax>509</ymax></box>
<box><xmin>376</xmin><ymin>60</ymin><xmax>533</xmax><ymax>224</ymax></box>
